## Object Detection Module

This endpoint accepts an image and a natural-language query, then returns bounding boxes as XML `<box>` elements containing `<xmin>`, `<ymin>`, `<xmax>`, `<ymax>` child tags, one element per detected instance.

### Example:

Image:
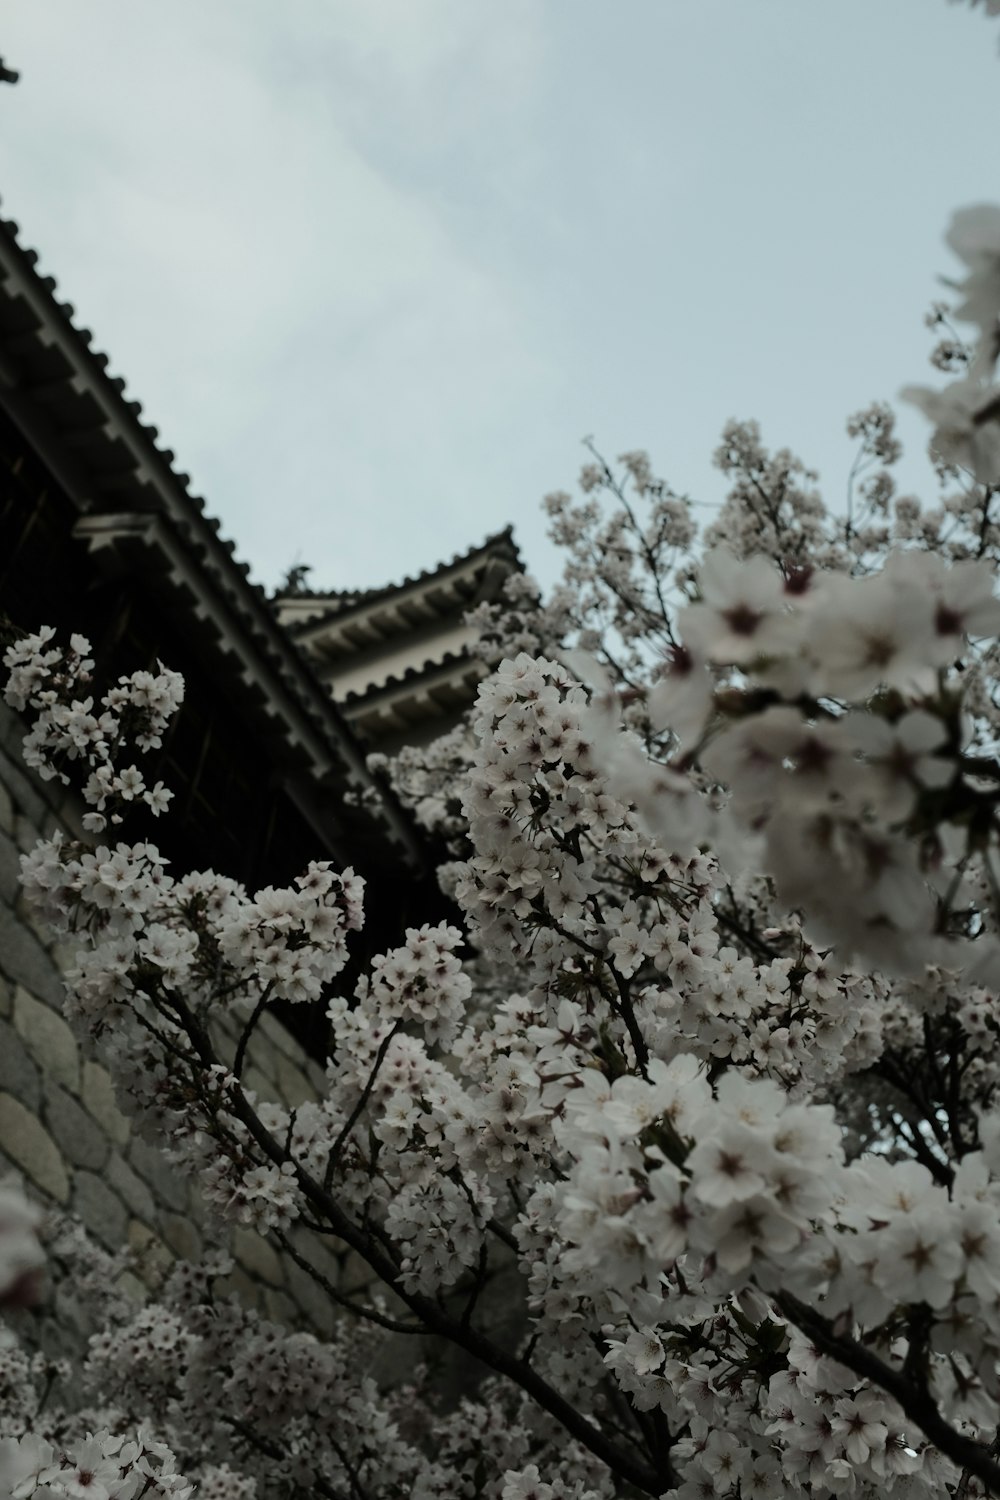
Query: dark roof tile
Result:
<box><xmin>276</xmin><ymin>527</ymin><xmax>521</xmax><ymax>624</ymax></box>
<box><xmin>0</xmin><ymin>206</ymin><xmax>424</xmax><ymax>861</ymax></box>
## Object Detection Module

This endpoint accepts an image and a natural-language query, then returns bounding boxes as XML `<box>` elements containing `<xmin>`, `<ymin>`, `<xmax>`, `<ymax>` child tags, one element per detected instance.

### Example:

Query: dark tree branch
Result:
<box><xmin>775</xmin><ymin>1291</ymin><xmax>1000</xmax><ymax>1493</ymax></box>
<box><xmin>324</xmin><ymin>1021</ymin><xmax>401</xmax><ymax>1191</ymax></box>
<box><xmin>168</xmin><ymin>993</ymin><xmax>673</xmax><ymax>1496</ymax></box>
<box><xmin>273</xmin><ymin>1228</ymin><xmax>424</xmax><ymax>1336</ymax></box>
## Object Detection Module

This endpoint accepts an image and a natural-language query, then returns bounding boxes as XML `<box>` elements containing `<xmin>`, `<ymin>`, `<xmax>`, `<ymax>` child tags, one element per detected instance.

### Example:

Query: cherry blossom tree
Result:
<box><xmin>3</xmin><ymin>188</ymin><xmax>1000</xmax><ymax>1500</ymax></box>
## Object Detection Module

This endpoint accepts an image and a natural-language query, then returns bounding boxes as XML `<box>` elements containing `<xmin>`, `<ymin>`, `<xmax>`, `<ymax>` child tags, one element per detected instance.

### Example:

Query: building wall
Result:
<box><xmin>0</xmin><ymin>217</ymin><xmax>494</xmax><ymax>1378</ymax></box>
<box><xmin>0</xmin><ymin>697</ymin><xmax>370</xmax><ymax>1338</ymax></box>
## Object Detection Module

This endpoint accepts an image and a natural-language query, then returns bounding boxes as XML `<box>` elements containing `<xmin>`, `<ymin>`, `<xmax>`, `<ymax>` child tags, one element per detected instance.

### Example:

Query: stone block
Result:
<box><xmin>0</xmin><ymin>906</ymin><xmax>64</xmax><ymax>1007</ymax></box>
<box><xmin>116</xmin><ymin>1271</ymin><xmax>149</xmax><ymax>1304</ymax></box>
<box><xmin>185</xmin><ymin>1176</ymin><xmax>208</xmax><ymax>1219</ymax></box>
<box><xmin>0</xmin><ymin>1092</ymin><xmax>69</xmax><ymax>1201</ymax></box>
<box><xmin>0</xmin><ymin>778</ymin><xmax>13</xmax><ymax>835</ymax></box>
<box><xmin>49</xmin><ymin>940</ymin><xmax>84</xmax><ymax>973</ymax></box>
<box><xmin>242</xmin><ymin>1064</ymin><xmax>274</xmax><ymax>1104</ymax></box>
<box><xmin>81</xmin><ymin>1061</ymin><xmax>131</xmax><ymax>1148</ymax></box>
<box><xmin>284</xmin><ymin>1251</ymin><xmax>336</xmax><ymax>1337</ymax></box>
<box><xmin>107</xmin><ymin>1150</ymin><xmax>155</xmax><ymax>1223</ymax></box>
<box><xmin>128</xmin><ymin>1219</ymin><xmax>157</xmax><ymax>1254</ymax></box>
<box><xmin>0</xmin><ymin>1018</ymin><xmax>41</xmax><ymax>1111</ymax></box>
<box><xmin>52</xmin><ymin>1279</ymin><xmax>93</xmax><ymax>1346</ymax></box>
<box><xmin>242</xmin><ymin>1031</ymin><xmax>278</xmax><ymax>1087</ymax></box>
<box><xmin>219</xmin><ymin>1263</ymin><xmax>263</xmax><ymax>1311</ymax></box>
<box><xmin>0</xmin><ymin>701</ymin><xmax>24</xmax><ymax>750</ymax></box>
<box><xmin>233</xmin><ymin>1227</ymin><xmax>284</xmax><ymax>1287</ymax></box>
<box><xmin>0</xmin><ymin>742</ymin><xmax>49</xmax><ymax>830</ymax></box>
<box><xmin>13</xmin><ymin>986</ymin><xmax>79</xmax><ymax>1091</ymax></box>
<box><xmin>52</xmin><ymin>796</ymin><xmax>86</xmax><ymax>843</ymax></box>
<box><xmin>17</xmin><ymin>899</ymin><xmax>61</xmax><ymax>958</ymax></box>
<box><xmin>275</xmin><ymin>1051</ymin><xmax>318</xmax><ymax>1111</ymax></box>
<box><xmin>263</xmin><ymin>1287</ymin><xmax>300</xmax><ymax>1327</ymax></box>
<box><xmin>213</xmin><ymin>1006</ymin><xmax>240</xmax><ymax>1038</ymax></box>
<box><xmin>207</xmin><ymin>1017</ymin><xmax>234</xmax><ymax>1060</ymax></box>
<box><xmin>14</xmin><ymin>812</ymin><xmax>41</xmax><ymax>857</ymax></box>
<box><xmin>288</xmin><ymin>1227</ymin><xmax>343</xmax><ymax>1292</ymax></box>
<box><xmin>128</xmin><ymin>1135</ymin><xmax>189</xmax><ymax>1213</ymax></box>
<box><xmin>340</xmin><ymin>1249</ymin><xmax>377</xmax><ymax>1296</ymax></box>
<box><xmin>0</xmin><ymin>975</ymin><xmax>11</xmax><ymax>1017</ymax></box>
<box><xmin>41</xmin><ymin>807</ymin><xmax>63</xmax><ymax>839</ymax></box>
<box><xmin>73</xmin><ymin>1170</ymin><xmax>127</xmax><ymax>1250</ymax></box>
<box><xmin>0</xmin><ymin>827</ymin><xmax>22</xmax><ymax>904</ymax></box>
<box><xmin>257</xmin><ymin>1010</ymin><xmax>307</xmax><ymax>1064</ymax></box>
<box><xmin>127</xmin><ymin>1218</ymin><xmax>173</xmax><ymax>1290</ymax></box>
<box><xmin>45</xmin><ymin>1082</ymin><xmax>109</xmax><ymax>1170</ymax></box>
<box><xmin>160</xmin><ymin>1213</ymin><xmax>203</xmax><ymax>1263</ymax></box>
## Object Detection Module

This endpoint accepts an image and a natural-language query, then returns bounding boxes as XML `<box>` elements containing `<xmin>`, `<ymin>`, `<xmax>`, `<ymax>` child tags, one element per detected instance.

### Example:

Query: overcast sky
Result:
<box><xmin>2</xmin><ymin>2</ymin><xmax>998</xmax><ymax>596</ymax></box>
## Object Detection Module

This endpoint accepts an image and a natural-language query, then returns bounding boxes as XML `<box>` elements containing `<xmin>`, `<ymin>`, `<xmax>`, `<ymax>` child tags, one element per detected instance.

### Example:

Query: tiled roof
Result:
<box><xmin>0</xmin><ymin>199</ymin><xmax>424</xmax><ymax>866</ymax></box>
<box><xmin>341</xmin><ymin>647</ymin><xmax>476</xmax><ymax>708</ymax></box>
<box><xmin>276</xmin><ymin>527</ymin><xmax>522</xmax><ymax>628</ymax></box>
<box><xmin>280</xmin><ymin>538</ymin><xmax>523</xmax><ymax>671</ymax></box>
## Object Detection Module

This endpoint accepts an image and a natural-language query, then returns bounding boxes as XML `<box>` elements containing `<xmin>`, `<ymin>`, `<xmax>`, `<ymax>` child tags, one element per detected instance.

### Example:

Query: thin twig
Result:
<box><xmin>324</xmin><ymin>1022</ymin><xmax>401</xmax><ymax>1192</ymax></box>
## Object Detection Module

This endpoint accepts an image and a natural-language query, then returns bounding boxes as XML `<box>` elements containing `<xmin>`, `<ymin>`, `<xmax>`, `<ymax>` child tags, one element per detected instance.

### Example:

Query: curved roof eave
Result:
<box><xmin>0</xmin><ymin>201</ymin><xmax>425</xmax><ymax>869</ymax></box>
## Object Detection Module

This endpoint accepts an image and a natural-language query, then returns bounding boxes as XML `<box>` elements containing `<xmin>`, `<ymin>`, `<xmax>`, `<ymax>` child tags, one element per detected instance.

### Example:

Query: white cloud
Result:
<box><xmin>2</xmin><ymin>0</ymin><xmax>552</xmax><ymax>584</ymax></box>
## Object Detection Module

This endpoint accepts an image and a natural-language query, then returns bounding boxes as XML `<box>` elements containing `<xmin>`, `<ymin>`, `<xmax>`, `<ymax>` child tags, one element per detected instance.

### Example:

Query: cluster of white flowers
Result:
<box><xmin>760</xmin><ymin>1330</ymin><xmax>934</xmax><ymax>1495</ymax></box>
<box><xmin>4</xmin><ymin>188</ymin><xmax>1000</xmax><ymax>1499</ymax></box>
<box><xmin>362</xmin><ymin>921</ymin><xmax>471</xmax><ymax>1045</ymax></box>
<box><xmin>215</xmin><ymin>861</ymin><xmax>365</xmax><ymax>1005</ymax></box>
<box><xmin>903</xmin><ymin>203</ymin><xmax>1000</xmax><ymax>478</ymax></box>
<box><xmin>0</xmin><ymin>1429</ymin><xmax>194</xmax><ymax>1500</ymax></box>
<box><xmin>555</xmin><ymin>1064</ymin><xmax>842</xmax><ymax>1299</ymax></box>
<box><xmin>3</xmin><ymin>628</ymin><xmax>181</xmax><ymax>833</ymax></box>
<box><xmin>568</xmin><ymin>539</ymin><xmax>1000</xmax><ymax>984</ymax></box>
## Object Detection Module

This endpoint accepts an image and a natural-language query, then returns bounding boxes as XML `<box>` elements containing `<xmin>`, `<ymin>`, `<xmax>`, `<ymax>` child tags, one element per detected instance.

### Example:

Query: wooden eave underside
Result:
<box><xmin>343</xmin><ymin>650</ymin><xmax>488</xmax><ymax>739</ymax></box>
<box><xmin>279</xmin><ymin>532</ymin><xmax>521</xmax><ymax>664</ymax></box>
<box><xmin>0</xmin><ymin>206</ymin><xmax>424</xmax><ymax>868</ymax></box>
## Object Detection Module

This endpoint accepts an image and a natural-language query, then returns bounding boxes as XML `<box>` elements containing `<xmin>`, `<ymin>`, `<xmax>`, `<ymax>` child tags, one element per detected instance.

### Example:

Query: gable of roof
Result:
<box><xmin>273</xmin><ymin>527</ymin><xmax>522</xmax><ymax>641</ymax></box>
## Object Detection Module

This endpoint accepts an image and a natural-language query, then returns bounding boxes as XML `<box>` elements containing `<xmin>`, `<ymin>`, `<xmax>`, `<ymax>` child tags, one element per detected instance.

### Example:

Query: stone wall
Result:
<box><xmin>0</xmin><ymin>699</ymin><xmax>365</xmax><ymax>1337</ymax></box>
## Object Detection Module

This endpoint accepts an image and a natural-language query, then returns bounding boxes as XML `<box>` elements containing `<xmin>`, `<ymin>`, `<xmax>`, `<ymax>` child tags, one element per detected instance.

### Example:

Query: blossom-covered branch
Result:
<box><xmin>3</xmin><ymin>188</ymin><xmax>1000</xmax><ymax>1498</ymax></box>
